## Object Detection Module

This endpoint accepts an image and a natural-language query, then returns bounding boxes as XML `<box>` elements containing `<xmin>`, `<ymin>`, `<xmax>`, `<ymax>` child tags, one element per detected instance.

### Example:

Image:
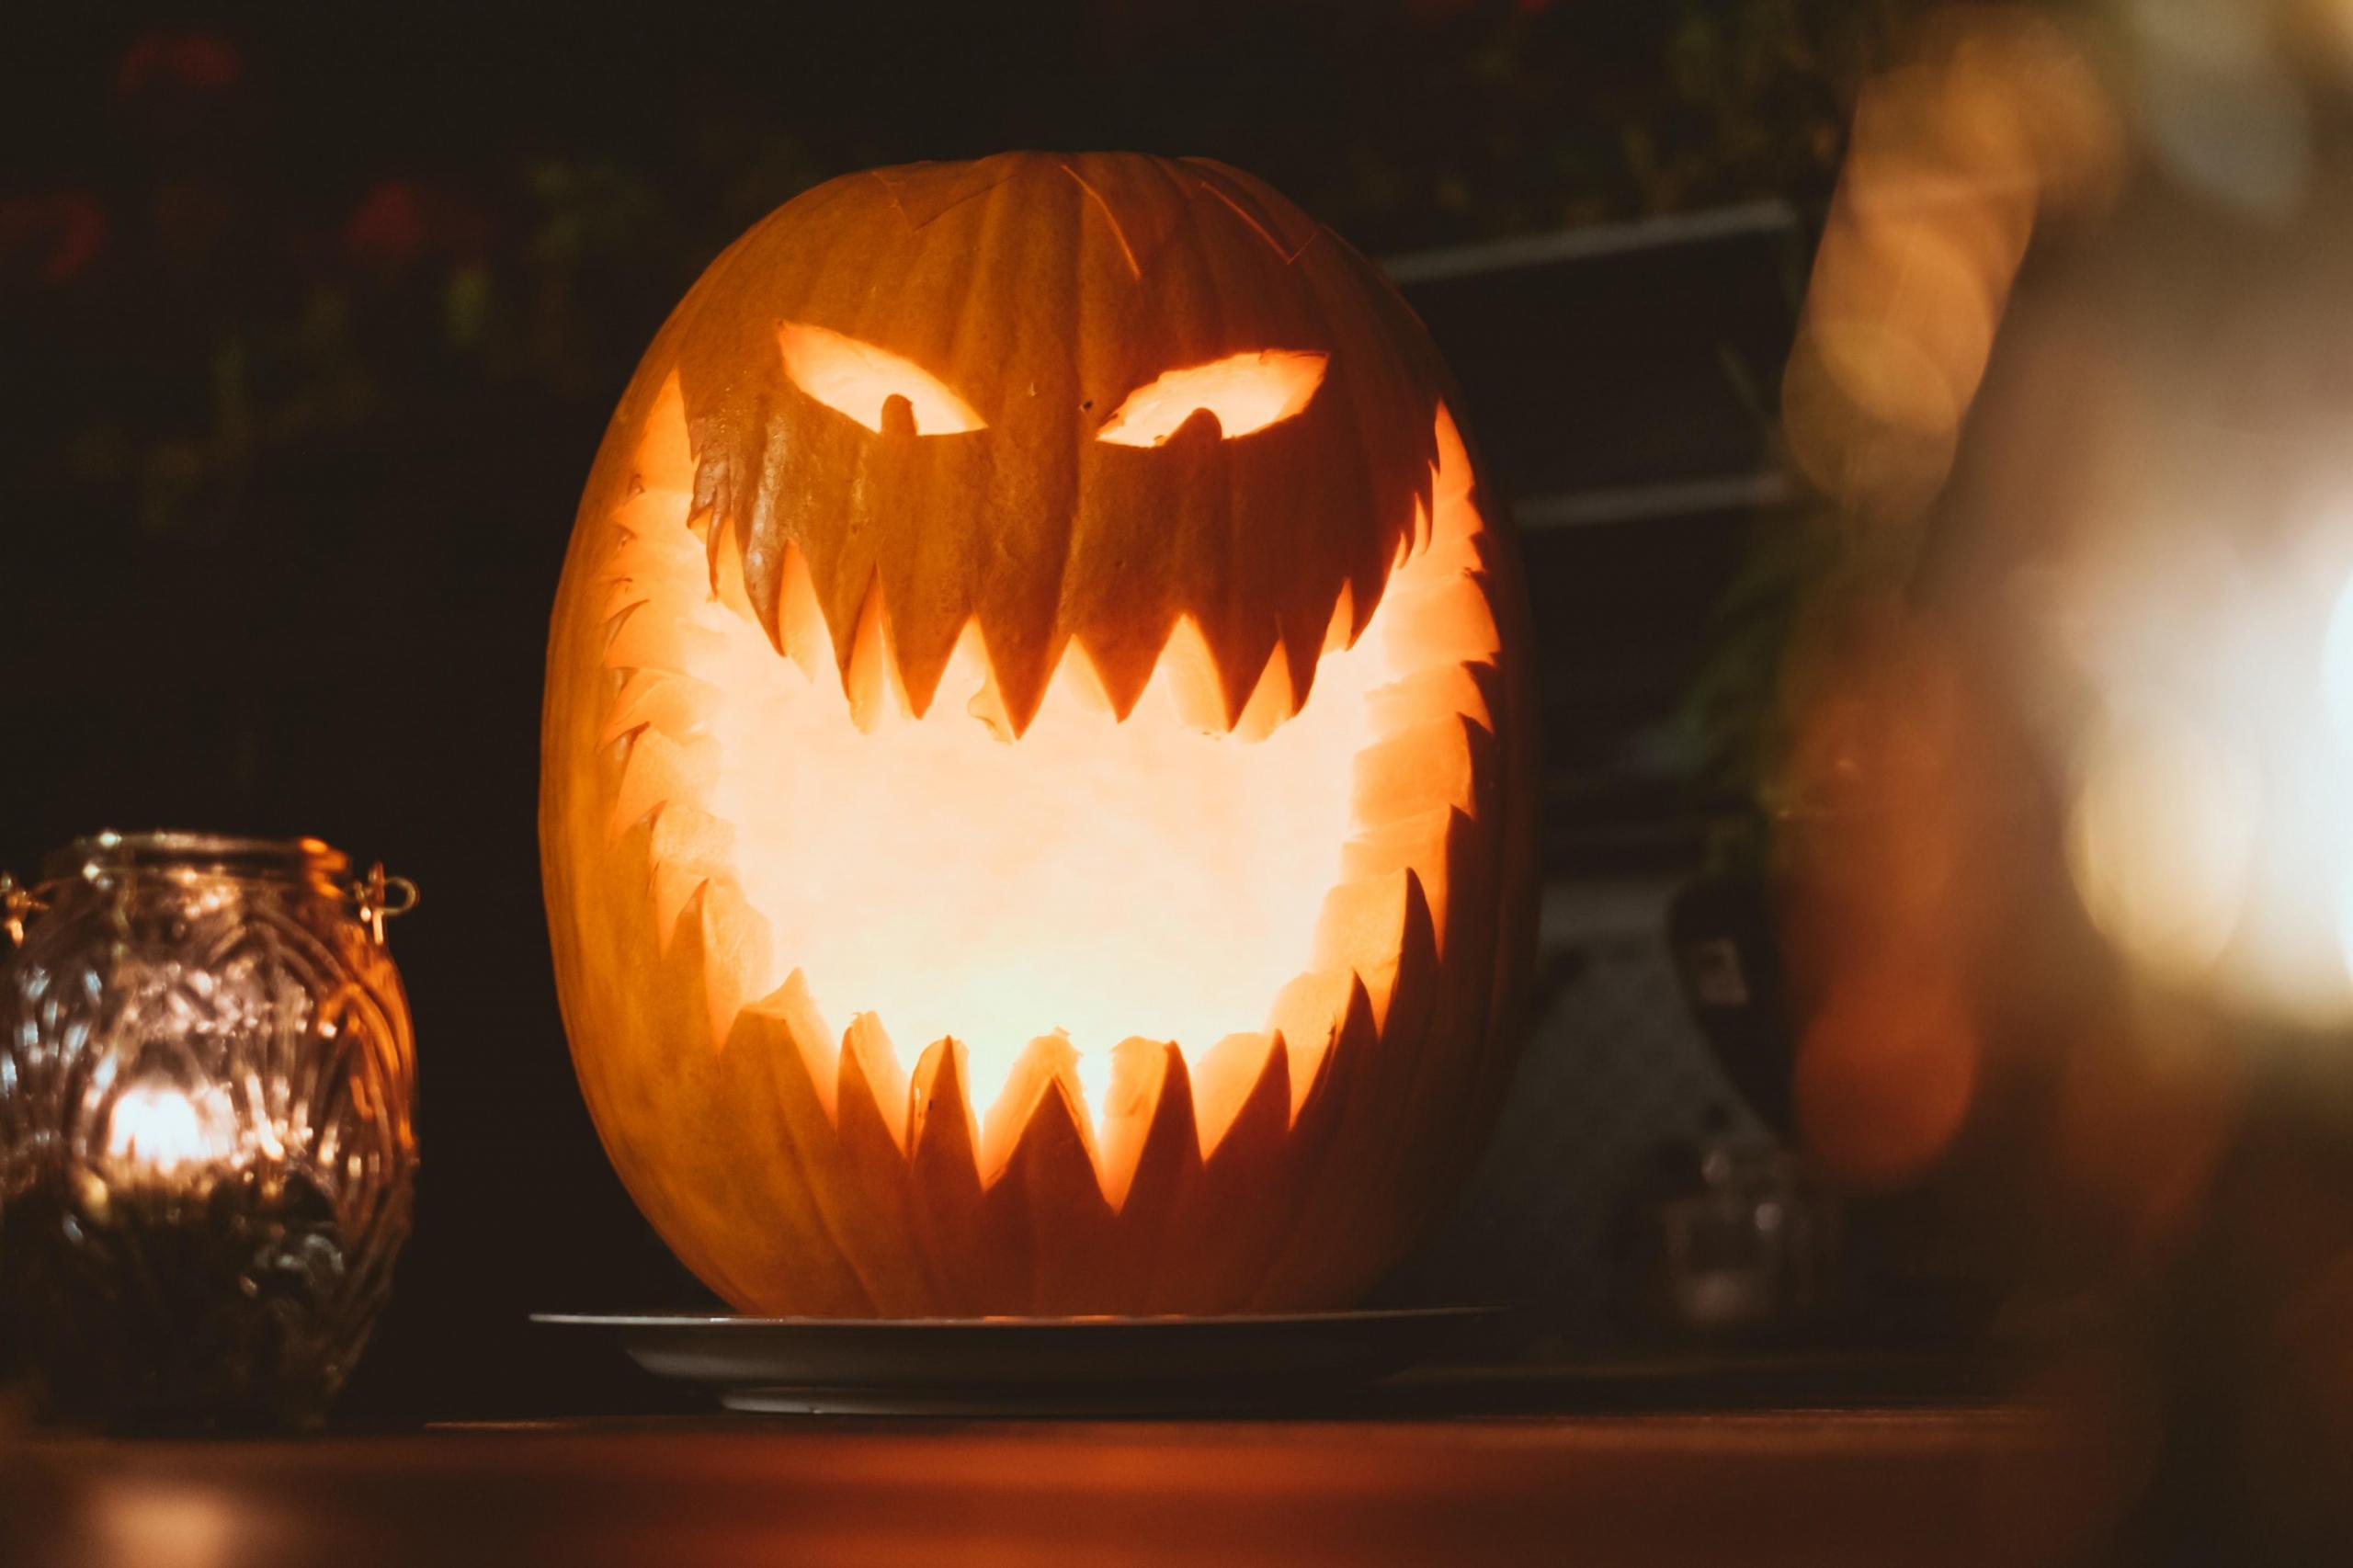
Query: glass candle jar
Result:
<box><xmin>0</xmin><ymin>832</ymin><xmax>418</xmax><ymax>1429</ymax></box>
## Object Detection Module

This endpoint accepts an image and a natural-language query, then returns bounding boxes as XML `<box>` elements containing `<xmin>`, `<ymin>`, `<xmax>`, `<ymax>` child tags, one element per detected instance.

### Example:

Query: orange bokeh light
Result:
<box><xmin>1797</xmin><ymin>967</ymin><xmax>1980</xmax><ymax>1189</ymax></box>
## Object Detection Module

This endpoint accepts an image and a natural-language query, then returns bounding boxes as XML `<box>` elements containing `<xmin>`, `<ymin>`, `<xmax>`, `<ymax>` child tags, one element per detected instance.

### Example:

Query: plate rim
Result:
<box><xmin>529</xmin><ymin>1304</ymin><xmax>1504</xmax><ymax>1332</ymax></box>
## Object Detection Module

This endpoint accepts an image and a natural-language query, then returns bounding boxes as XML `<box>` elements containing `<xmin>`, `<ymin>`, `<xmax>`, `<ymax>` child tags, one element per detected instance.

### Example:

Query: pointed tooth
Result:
<box><xmin>600</xmin><ymin>669</ymin><xmax>710</xmax><ymax>746</ymax></box>
<box><xmin>980</xmin><ymin>624</ymin><xmax>1060</xmax><ymax>742</ymax></box>
<box><xmin>1351</xmin><ymin>873</ymin><xmax>1449</xmax><ymax>1234</ymax></box>
<box><xmin>1097</xmin><ymin>1038</ymin><xmax>1178</xmax><ymax>1212</ymax></box>
<box><xmin>758</xmin><ymin>541</ymin><xmax>827</xmax><ymax>681</ymax></box>
<box><xmin>1422</xmin><ymin>805</ymin><xmax>1510</xmax><ymax>1184</ymax></box>
<box><xmin>737</xmin><ymin>539</ymin><xmax>780</xmax><ymax>661</ymax></box>
<box><xmin>1267</xmin><ymin>969</ymin><xmax>1354</xmax><ymax>1118</ymax></box>
<box><xmin>910</xmin><ymin>1037</ymin><xmax>981</xmax><ymax>1179</ymax></box>
<box><xmin>1353</xmin><ymin>713</ymin><xmax>1479</xmax><ymax>828</ymax></box>
<box><xmin>1266</xmin><ymin>587</ymin><xmax>1340</xmax><ymax>719</ymax></box>
<box><xmin>1369</xmin><ymin>663</ymin><xmax>1493</xmax><ymax>736</ymax></box>
<box><xmin>651</xmin><ymin>871</ymin><xmax>713</xmax><ymax>1015</ymax></box>
<box><xmin>601</xmin><ymin>578</ymin><xmax>653</xmax><ymax>621</ymax></box>
<box><xmin>693</xmin><ymin>878</ymin><xmax>774</xmax><ymax>1051</ymax></box>
<box><xmin>702</xmin><ymin>1000</ymin><xmax>874</xmax><ymax>1314</ymax></box>
<box><xmin>1461</xmin><ymin>660</ymin><xmax>1507</xmax><ymax>735</ymax></box>
<box><xmin>607</xmin><ymin>512</ymin><xmax>702</xmax><ymax>583</ymax></box>
<box><xmin>606</xmin><ymin>517</ymin><xmax>699</xmax><ymax>586</ymax></box>
<box><xmin>720</xmin><ymin>989</ymin><xmax>930</xmax><ymax>1316</ymax></box>
<box><xmin>824</xmin><ymin>1054</ymin><xmax>934</xmax><ymax>1312</ymax></box>
<box><xmin>1312</xmin><ymin>869</ymin><xmax>1439</xmax><ymax>1034</ymax></box>
<box><xmin>650</xmin><ymin>865</ymin><xmax>700</xmax><ymax>954</ymax></box>
<box><xmin>962</xmin><ymin>624</ymin><xmax>1020</xmax><ymax>742</ymax></box>
<box><xmin>636</xmin><ymin>373</ymin><xmax>697</xmax><ymax>487</ymax></box>
<box><xmin>608</xmin><ymin>728</ymin><xmax>718</xmax><ymax>842</ymax></box>
<box><xmin>1311</xmin><ymin>872</ymin><xmax>1410</xmax><ymax>995</ymax></box>
<box><xmin>1051</xmin><ymin>639</ymin><xmax>1118</xmax><ymax>719</ymax></box>
<box><xmin>1191</xmin><ymin>1028</ymin><xmax>1323</xmax><ymax>1312</ymax></box>
<box><xmin>1210</xmin><ymin>620</ymin><xmax>1279</xmax><ymax>735</ymax></box>
<box><xmin>1321</xmin><ymin>580</ymin><xmax>1358</xmax><ymax>653</ymax></box>
<box><xmin>1207</xmin><ymin>1037</ymin><xmax>1290</xmax><ymax>1170</ymax></box>
<box><xmin>1382</xmin><ymin>574</ymin><xmax>1502</xmax><ymax>668</ymax></box>
<box><xmin>978</xmin><ymin>1035</ymin><xmax>1094</xmax><ymax>1187</ymax></box>
<box><xmin>841</xmin><ymin>576</ymin><xmax>904</xmax><ymax>733</ymax></box>
<box><xmin>1232</xmin><ymin>640</ymin><xmax>1295</xmax><ymax>743</ymax></box>
<box><xmin>988</xmin><ymin>1067</ymin><xmax>1115</xmax><ymax>1312</ymax></box>
<box><xmin>603</xmin><ymin>599</ymin><xmax>727</xmax><ymax>677</ymax></box>
<box><xmin>740</xmin><ymin>971</ymin><xmax>839</xmax><ymax>1123</ymax></box>
<box><xmin>1415</xmin><ymin>510</ymin><xmax>1489</xmax><ymax>581</ymax></box>
<box><xmin>904</xmin><ymin>1038</ymin><xmax>999</xmax><ymax>1313</ymax></box>
<box><xmin>599</xmin><ymin>516</ymin><xmax>699</xmax><ymax>606</ymax></box>
<box><xmin>885</xmin><ymin>602</ymin><xmax>964</xmax><ymax>722</ymax></box>
<box><xmin>1341</xmin><ymin>808</ymin><xmax>1458</xmax><ymax>929</ymax></box>
<box><xmin>1190</xmin><ymin>1031</ymin><xmax>1284</xmax><ymax>1162</ymax></box>
<box><xmin>841</xmin><ymin>1014</ymin><xmax>909</xmax><ymax>1153</ymax></box>
<box><xmin>1159</xmin><ymin>616</ymin><xmax>1230</xmax><ymax>733</ymax></box>
<box><xmin>1243</xmin><ymin>978</ymin><xmax>1387</xmax><ymax>1308</ymax></box>
<box><xmin>818</xmin><ymin>546</ymin><xmax>884</xmax><ymax>687</ymax></box>
<box><xmin>1148</xmin><ymin>1033</ymin><xmax>1291</xmax><ymax>1312</ymax></box>
<box><xmin>924</xmin><ymin>1034</ymin><xmax>1040</xmax><ymax>1311</ymax></box>
<box><xmin>823</xmin><ymin>1022</ymin><xmax>938</xmax><ymax>1312</ymax></box>
<box><xmin>1076</xmin><ymin>605</ymin><xmax>1176</xmax><ymax>722</ymax></box>
<box><xmin>649</xmin><ymin>800</ymin><xmax>735</xmax><ymax>881</ymax></box>
<box><xmin>702</xmin><ymin>516</ymin><xmax>768</xmax><ymax>627</ymax></box>
<box><xmin>1238</xmin><ymin>1026</ymin><xmax>1362</xmax><ymax>1312</ymax></box>
<box><xmin>1430</xmin><ymin>402</ymin><xmax>1475</xmax><ymax>507</ymax></box>
<box><xmin>1376</xmin><ymin>871</ymin><xmax>1442</xmax><ymax>1052</ymax></box>
<box><xmin>1347</xmin><ymin>564</ymin><xmax>1392</xmax><ymax>649</ymax></box>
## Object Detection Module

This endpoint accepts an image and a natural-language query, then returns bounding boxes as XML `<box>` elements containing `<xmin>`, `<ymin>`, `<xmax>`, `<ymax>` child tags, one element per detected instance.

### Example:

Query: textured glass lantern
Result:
<box><xmin>0</xmin><ymin>832</ymin><xmax>417</xmax><ymax>1428</ymax></box>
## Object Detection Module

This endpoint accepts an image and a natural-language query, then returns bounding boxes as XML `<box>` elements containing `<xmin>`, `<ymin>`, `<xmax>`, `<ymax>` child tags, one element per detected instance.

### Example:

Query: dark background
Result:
<box><xmin>0</xmin><ymin>3</ymin><xmax>1893</xmax><ymax>1417</ymax></box>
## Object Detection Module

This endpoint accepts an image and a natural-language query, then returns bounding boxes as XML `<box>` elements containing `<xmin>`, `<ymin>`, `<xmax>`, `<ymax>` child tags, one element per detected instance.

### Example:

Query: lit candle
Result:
<box><xmin>99</xmin><ymin>1080</ymin><xmax>241</xmax><ymax>1199</ymax></box>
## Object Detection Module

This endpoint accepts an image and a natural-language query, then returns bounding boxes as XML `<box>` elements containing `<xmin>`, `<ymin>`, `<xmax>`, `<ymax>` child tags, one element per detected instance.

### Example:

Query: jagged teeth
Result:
<box><xmin>597</xmin><ymin>376</ymin><xmax>1506</xmax><ymax>1213</ymax></box>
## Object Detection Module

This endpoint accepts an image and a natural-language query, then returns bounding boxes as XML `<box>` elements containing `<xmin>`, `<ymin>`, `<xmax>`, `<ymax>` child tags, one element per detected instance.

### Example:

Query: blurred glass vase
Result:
<box><xmin>0</xmin><ymin>833</ymin><xmax>417</xmax><ymax>1430</ymax></box>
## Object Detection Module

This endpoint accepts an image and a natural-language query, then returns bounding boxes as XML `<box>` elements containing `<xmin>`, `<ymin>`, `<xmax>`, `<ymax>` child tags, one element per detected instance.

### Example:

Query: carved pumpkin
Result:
<box><xmin>541</xmin><ymin>152</ymin><xmax>1537</xmax><ymax>1315</ymax></box>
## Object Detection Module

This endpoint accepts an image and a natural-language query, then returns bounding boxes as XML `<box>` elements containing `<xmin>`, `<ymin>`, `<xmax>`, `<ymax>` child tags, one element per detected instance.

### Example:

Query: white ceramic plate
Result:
<box><xmin>532</xmin><ymin>1307</ymin><xmax>1499</xmax><ymax>1415</ymax></box>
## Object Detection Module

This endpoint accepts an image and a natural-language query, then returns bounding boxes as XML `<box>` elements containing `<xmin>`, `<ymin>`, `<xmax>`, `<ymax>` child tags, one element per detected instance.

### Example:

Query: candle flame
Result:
<box><xmin>105</xmin><ymin>1081</ymin><xmax>238</xmax><ymax>1178</ymax></box>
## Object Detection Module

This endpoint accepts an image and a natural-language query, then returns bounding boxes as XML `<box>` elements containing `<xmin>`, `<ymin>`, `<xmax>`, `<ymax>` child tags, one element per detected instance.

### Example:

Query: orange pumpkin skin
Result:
<box><xmin>541</xmin><ymin>152</ymin><xmax>1537</xmax><ymax>1315</ymax></box>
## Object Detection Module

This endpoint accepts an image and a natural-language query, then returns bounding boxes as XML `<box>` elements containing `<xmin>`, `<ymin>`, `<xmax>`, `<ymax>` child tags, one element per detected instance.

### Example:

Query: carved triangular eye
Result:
<box><xmin>778</xmin><ymin>322</ymin><xmax>987</xmax><ymax>436</ymax></box>
<box><xmin>1096</xmin><ymin>350</ymin><xmax>1329</xmax><ymax>447</ymax></box>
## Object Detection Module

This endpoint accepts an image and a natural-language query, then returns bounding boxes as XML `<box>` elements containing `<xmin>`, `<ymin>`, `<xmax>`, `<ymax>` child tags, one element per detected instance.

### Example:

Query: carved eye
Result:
<box><xmin>1095</xmin><ymin>349</ymin><xmax>1330</xmax><ymax>447</ymax></box>
<box><xmin>778</xmin><ymin>322</ymin><xmax>987</xmax><ymax>436</ymax></box>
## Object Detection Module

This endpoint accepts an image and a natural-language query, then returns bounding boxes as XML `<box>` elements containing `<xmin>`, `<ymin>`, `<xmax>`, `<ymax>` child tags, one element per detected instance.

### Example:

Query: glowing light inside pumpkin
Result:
<box><xmin>603</xmin><ymin>377</ymin><xmax>1499</xmax><ymax>1185</ymax></box>
<box><xmin>1095</xmin><ymin>349</ymin><xmax>1329</xmax><ymax>446</ymax></box>
<box><xmin>778</xmin><ymin>321</ymin><xmax>987</xmax><ymax>436</ymax></box>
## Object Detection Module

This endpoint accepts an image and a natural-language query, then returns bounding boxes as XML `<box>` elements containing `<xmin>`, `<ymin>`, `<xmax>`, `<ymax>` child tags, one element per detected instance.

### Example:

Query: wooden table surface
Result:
<box><xmin>1</xmin><ymin>1406</ymin><xmax>2099</xmax><ymax>1567</ymax></box>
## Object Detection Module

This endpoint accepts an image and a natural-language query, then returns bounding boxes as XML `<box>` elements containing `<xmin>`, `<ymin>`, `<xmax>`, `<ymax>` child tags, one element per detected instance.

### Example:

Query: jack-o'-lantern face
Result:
<box><xmin>541</xmin><ymin>153</ymin><xmax>1537</xmax><ymax>1316</ymax></box>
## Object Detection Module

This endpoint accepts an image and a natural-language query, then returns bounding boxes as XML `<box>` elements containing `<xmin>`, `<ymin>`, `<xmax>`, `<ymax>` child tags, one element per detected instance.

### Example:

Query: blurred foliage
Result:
<box><xmin>1</xmin><ymin>3</ymin><xmax>1923</xmax><ymax>540</ymax></box>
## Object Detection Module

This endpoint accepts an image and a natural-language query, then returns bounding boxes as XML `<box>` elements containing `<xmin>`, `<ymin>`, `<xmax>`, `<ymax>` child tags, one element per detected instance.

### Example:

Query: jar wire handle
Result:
<box><xmin>353</xmin><ymin>864</ymin><xmax>420</xmax><ymax>946</ymax></box>
<box><xmin>1</xmin><ymin>872</ymin><xmax>49</xmax><ymax>949</ymax></box>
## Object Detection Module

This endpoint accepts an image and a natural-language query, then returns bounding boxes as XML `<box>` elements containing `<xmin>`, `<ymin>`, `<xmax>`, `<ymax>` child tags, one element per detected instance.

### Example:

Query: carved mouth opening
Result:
<box><xmin>598</xmin><ymin>375</ymin><xmax>1503</xmax><ymax>1208</ymax></box>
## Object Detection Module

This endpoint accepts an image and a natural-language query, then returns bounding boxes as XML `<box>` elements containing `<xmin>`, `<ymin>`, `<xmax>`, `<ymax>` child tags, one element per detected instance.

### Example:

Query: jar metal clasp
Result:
<box><xmin>351</xmin><ymin>864</ymin><xmax>420</xmax><ymax>947</ymax></box>
<box><xmin>1</xmin><ymin>871</ymin><xmax>51</xmax><ymax>948</ymax></box>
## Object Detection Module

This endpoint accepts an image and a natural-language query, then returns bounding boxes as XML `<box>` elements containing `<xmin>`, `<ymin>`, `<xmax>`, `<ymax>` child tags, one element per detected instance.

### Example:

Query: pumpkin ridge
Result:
<box><xmin>1061</xmin><ymin>162</ymin><xmax>1143</xmax><ymax>282</ymax></box>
